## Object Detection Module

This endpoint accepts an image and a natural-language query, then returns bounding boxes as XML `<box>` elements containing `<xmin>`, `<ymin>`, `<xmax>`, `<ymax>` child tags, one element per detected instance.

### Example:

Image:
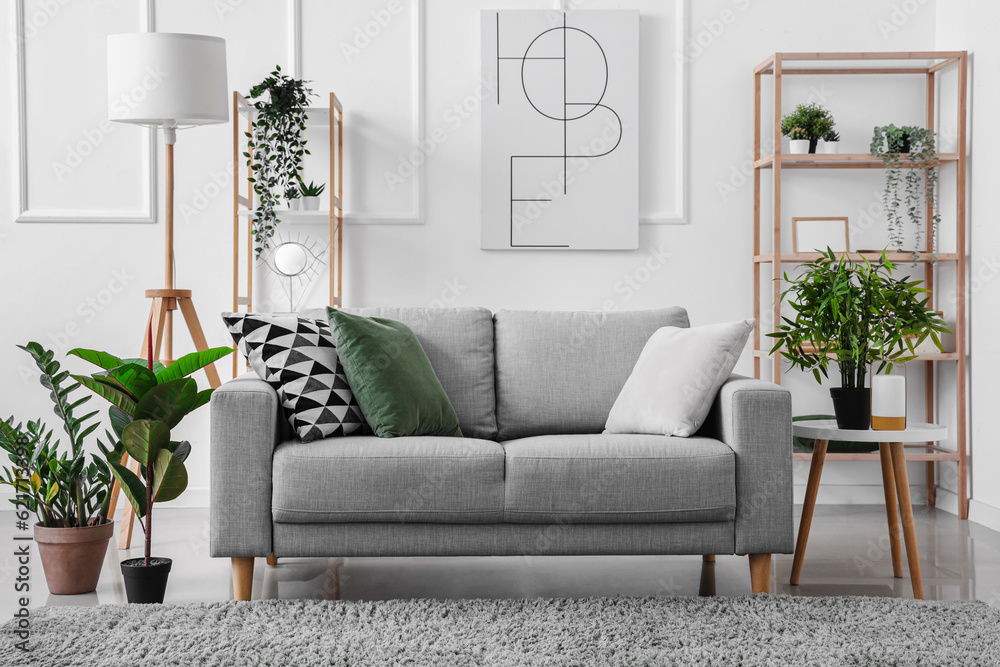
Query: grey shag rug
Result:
<box><xmin>5</xmin><ymin>595</ymin><xmax>1000</xmax><ymax>666</ymax></box>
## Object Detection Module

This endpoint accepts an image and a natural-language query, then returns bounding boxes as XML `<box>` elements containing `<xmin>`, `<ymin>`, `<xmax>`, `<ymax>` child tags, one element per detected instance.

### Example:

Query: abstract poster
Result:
<box><xmin>481</xmin><ymin>10</ymin><xmax>639</xmax><ymax>250</ymax></box>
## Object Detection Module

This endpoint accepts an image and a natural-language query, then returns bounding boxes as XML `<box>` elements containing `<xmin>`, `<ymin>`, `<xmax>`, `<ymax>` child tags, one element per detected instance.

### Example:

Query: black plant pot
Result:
<box><xmin>887</xmin><ymin>134</ymin><xmax>911</xmax><ymax>154</ymax></box>
<box><xmin>808</xmin><ymin>137</ymin><xmax>819</xmax><ymax>154</ymax></box>
<box><xmin>121</xmin><ymin>557</ymin><xmax>172</xmax><ymax>604</ymax></box>
<box><xmin>830</xmin><ymin>388</ymin><xmax>871</xmax><ymax>430</ymax></box>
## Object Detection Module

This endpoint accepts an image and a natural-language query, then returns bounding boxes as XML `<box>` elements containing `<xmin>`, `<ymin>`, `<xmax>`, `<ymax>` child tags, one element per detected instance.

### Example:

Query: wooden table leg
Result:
<box><xmin>790</xmin><ymin>439</ymin><xmax>828</xmax><ymax>585</ymax></box>
<box><xmin>889</xmin><ymin>441</ymin><xmax>924</xmax><ymax>599</ymax></box>
<box><xmin>878</xmin><ymin>443</ymin><xmax>904</xmax><ymax>578</ymax></box>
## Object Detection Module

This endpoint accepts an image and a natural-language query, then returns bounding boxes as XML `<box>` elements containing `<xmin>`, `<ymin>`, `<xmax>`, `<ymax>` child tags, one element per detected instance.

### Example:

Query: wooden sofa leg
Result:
<box><xmin>749</xmin><ymin>554</ymin><xmax>772</xmax><ymax>594</ymax></box>
<box><xmin>703</xmin><ymin>555</ymin><xmax>716</xmax><ymax>563</ymax></box>
<box><xmin>233</xmin><ymin>557</ymin><xmax>255</xmax><ymax>601</ymax></box>
<box><xmin>266</xmin><ymin>553</ymin><xmax>278</xmax><ymax>566</ymax></box>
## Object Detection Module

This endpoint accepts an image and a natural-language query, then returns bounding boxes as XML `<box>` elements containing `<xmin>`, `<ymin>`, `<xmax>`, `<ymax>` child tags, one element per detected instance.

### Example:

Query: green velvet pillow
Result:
<box><xmin>327</xmin><ymin>308</ymin><xmax>463</xmax><ymax>438</ymax></box>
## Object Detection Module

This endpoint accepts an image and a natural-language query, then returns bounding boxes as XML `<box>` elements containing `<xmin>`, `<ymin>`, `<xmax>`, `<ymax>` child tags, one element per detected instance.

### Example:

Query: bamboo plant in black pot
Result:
<box><xmin>69</xmin><ymin>344</ymin><xmax>231</xmax><ymax>603</ymax></box>
<box><xmin>769</xmin><ymin>249</ymin><xmax>949</xmax><ymax>430</ymax></box>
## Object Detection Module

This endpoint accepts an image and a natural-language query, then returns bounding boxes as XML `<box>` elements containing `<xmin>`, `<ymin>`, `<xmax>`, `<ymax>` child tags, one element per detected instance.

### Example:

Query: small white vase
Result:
<box><xmin>287</xmin><ymin>198</ymin><xmax>301</xmax><ymax>211</ymax></box>
<box><xmin>822</xmin><ymin>141</ymin><xmax>840</xmax><ymax>154</ymax></box>
<box><xmin>789</xmin><ymin>139</ymin><xmax>810</xmax><ymax>154</ymax></box>
<box><xmin>302</xmin><ymin>196</ymin><xmax>321</xmax><ymax>211</ymax></box>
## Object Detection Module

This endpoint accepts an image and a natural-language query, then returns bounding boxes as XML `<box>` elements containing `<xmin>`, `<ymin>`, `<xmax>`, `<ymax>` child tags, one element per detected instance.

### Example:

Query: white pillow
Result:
<box><xmin>605</xmin><ymin>319</ymin><xmax>754</xmax><ymax>437</ymax></box>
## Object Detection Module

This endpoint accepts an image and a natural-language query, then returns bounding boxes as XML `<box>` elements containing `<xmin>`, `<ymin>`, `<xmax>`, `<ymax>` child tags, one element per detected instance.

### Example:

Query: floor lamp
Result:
<box><xmin>106</xmin><ymin>33</ymin><xmax>228</xmax><ymax>548</ymax></box>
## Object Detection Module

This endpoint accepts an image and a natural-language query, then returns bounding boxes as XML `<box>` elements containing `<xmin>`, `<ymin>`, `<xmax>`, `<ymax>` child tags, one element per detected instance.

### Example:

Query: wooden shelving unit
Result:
<box><xmin>752</xmin><ymin>52</ymin><xmax>969</xmax><ymax>518</ymax></box>
<box><xmin>231</xmin><ymin>91</ymin><xmax>345</xmax><ymax>375</ymax></box>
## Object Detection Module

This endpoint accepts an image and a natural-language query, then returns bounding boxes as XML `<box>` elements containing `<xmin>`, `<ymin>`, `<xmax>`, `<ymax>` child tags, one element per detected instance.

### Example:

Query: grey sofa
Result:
<box><xmin>211</xmin><ymin>307</ymin><xmax>793</xmax><ymax>600</ymax></box>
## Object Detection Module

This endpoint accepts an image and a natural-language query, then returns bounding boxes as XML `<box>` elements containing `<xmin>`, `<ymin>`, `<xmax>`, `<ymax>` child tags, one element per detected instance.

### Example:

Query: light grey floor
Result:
<box><xmin>5</xmin><ymin>505</ymin><xmax>1000</xmax><ymax>616</ymax></box>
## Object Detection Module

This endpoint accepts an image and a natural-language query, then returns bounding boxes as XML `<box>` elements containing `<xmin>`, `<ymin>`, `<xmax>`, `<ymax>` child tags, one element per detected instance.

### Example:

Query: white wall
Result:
<box><xmin>935</xmin><ymin>0</ymin><xmax>1000</xmax><ymax>530</ymax></box>
<box><xmin>6</xmin><ymin>0</ymin><xmax>989</xmax><ymax>514</ymax></box>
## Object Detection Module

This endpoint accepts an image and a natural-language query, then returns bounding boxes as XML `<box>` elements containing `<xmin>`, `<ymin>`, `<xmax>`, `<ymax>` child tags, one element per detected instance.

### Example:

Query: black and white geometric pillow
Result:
<box><xmin>222</xmin><ymin>313</ymin><xmax>367</xmax><ymax>442</ymax></box>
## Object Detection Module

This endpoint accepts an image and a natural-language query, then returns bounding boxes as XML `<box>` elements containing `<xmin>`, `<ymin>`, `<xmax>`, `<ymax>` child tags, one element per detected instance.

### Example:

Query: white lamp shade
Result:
<box><xmin>107</xmin><ymin>33</ymin><xmax>228</xmax><ymax>126</ymax></box>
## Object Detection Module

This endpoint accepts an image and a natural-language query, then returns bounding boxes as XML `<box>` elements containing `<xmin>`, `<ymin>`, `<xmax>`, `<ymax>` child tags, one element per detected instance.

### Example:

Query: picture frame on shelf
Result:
<box><xmin>792</xmin><ymin>216</ymin><xmax>850</xmax><ymax>254</ymax></box>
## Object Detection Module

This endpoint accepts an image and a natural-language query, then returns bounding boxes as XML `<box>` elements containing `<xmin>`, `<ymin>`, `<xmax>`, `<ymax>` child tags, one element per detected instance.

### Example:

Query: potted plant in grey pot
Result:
<box><xmin>768</xmin><ymin>249</ymin><xmax>949</xmax><ymax>429</ymax></box>
<box><xmin>0</xmin><ymin>343</ymin><xmax>116</xmax><ymax>595</ymax></box>
<box><xmin>69</xmin><ymin>344</ymin><xmax>231</xmax><ymax>603</ymax></box>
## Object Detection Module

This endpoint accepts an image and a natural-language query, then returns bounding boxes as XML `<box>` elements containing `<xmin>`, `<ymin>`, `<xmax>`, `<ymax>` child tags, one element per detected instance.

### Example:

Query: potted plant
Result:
<box><xmin>285</xmin><ymin>185</ymin><xmax>301</xmax><ymax>211</ymax></box>
<box><xmin>297</xmin><ymin>177</ymin><xmax>326</xmax><ymax>211</ymax></box>
<box><xmin>69</xmin><ymin>344</ymin><xmax>231</xmax><ymax>603</ymax></box>
<box><xmin>768</xmin><ymin>249</ymin><xmax>949</xmax><ymax>430</ymax></box>
<box><xmin>871</xmin><ymin>125</ymin><xmax>940</xmax><ymax>259</ymax></box>
<box><xmin>787</xmin><ymin>127</ymin><xmax>810</xmax><ymax>154</ymax></box>
<box><xmin>822</xmin><ymin>130</ymin><xmax>841</xmax><ymax>154</ymax></box>
<box><xmin>245</xmin><ymin>65</ymin><xmax>315</xmax><ymax>256</ymax></box>
<box><xmin>0</xmin><ymin>343</ymin><xmax>115</xmax><ymax>595</ymax></box>
<box><xmin>781</xmin><ymin>103</ymin><xmax>835</xmax><ymax>154</ymax></box>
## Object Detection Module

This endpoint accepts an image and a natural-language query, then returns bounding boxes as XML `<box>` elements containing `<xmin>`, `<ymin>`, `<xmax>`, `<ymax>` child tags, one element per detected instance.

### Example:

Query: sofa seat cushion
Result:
<box><xmin>272</xmin><ymin>436</ymin><xmax>505</xmax><ymax>523</ymax></box>
<box><xmin>502</xmin><ymin>434</ymin><xmax>736</xmax><ymax>524</ymax></box>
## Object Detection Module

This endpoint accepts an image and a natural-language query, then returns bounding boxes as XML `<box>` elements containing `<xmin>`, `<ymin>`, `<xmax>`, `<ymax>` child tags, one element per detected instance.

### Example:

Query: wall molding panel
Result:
<box><xmin>13</xmin><ymin>0</ymin><xmax>159</xmax><ymax>224</ymax></box>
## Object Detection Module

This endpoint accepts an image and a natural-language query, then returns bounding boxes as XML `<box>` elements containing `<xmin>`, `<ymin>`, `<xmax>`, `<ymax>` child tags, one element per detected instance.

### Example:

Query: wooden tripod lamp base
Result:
<box><xmin>108</xmin><ymin>288</ymin><xmax>223</xmax><ymax>550</ymax></box>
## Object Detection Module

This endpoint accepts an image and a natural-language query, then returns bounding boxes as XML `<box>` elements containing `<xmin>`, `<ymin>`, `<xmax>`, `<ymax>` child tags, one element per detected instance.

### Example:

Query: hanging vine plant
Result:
<box><xmin>245</xmin><ymin>66</ymin><xmax>315</xmax><ymax>256</ymax></box>
<box><xmin>870</xmin><ymin>125</ymin><xmax>941</xmax><ymax>261</ymax></box>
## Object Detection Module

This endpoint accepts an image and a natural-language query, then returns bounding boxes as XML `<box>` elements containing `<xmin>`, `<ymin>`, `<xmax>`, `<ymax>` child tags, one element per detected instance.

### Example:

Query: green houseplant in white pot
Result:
<box><xmin>0</xmin><ymin>343</ymin><xmax>116</xmax><ymax>595</ymax></box>
<box><xmin>768</xmin><ymin>249</ymin><xmax>949</xmax><ymax>429</ymax></box>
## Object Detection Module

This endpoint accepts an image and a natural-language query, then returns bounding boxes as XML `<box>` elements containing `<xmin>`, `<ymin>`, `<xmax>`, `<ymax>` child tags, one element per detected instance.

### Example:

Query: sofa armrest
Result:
<box><xmin>210</xmin><ymin>373</ymin><xmax>282</xmax><ymax>557</ymax></box>
<box><xmin>702</xmin><ymin>374</ymin><xmax>793</xmax><ymax>555</ymax></box>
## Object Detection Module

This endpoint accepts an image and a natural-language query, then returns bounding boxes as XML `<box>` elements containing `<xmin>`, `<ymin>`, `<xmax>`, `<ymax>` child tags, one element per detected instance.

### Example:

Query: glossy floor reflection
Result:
<box><xmin>4</xmin><ymin>505</ymin><xmax>1000</xmax><ymax>616</ymax></box>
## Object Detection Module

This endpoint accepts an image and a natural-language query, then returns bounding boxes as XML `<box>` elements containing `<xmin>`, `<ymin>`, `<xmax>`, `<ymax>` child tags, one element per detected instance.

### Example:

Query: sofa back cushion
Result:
<box><xmin>307</xmin><ymin>307</ymin><xmax>498</xmax><ymax>440</ymax></box>
<box><xmin>494</xmin><ymin>308</ymin><xmax>690</xmax><ymax>440</ymax></box>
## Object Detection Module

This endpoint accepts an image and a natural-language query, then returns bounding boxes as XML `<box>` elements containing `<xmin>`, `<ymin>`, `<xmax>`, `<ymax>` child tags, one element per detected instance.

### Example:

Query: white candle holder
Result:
<box><xmin>870</xmin><ymin>363</ymin><xmax>907</xmax><ymax>430</ymax></box>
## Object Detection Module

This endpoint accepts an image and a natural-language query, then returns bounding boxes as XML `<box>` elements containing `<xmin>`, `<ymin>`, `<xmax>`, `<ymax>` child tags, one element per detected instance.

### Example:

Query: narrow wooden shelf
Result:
<box><xmin>754</xmin><ymin>349</ymin><xmax>960</xmax><ymax>362</ymax></box>
<box><xmin>238</xmin><ymin>105</ymin><xmax>332</xmax><ymax>126</ymax></box>
<box><xmin>754</xmin><ymin>153</ymin><xmax>959</xmax><ymax>169</ymax></box>
<box><xmin>751</xmin><ymin>50</ymin><xmax>969</xmax><ymax>518</ymax></box>
<box><xmin>238</xmin><ymin>205</ymin><xmax>342</xmax><ymax>221</ymax></box>
<box><xmin>753</xmin><ymin>251</ymin><xmax>959</xmax><ymax>264</ymax></box>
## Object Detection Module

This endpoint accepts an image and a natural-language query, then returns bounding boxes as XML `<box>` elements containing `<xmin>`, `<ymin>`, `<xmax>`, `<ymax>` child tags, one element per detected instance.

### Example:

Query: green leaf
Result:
<box><xmin>45</xmin><ymin>481</ymin><xmax>59</xmax><ymax>503</ymax></box>
<box><xmin>72</xmin><ymin>375</ymin><xmax>138</xmax><ymax>416</ymax></box>
<box><xmin>110</xmin><ymin>405</ymin><xmax>132</xmax><ymax>439</ymax></box>
<box><xmin>108</xmin><ymin>460</ymin><xmax>147</xmax><ymax>518</ymax></box>
<box><xmin>67</xmin><ymin>349</ymin><xmax>124</xmax><ymax>371</ymax></box>
<box><xmin>121</xmin><ymin>358</ymin><xmax>167</xmax><ymax>375</ymax></box>
<box><xmin>190</xmin><ymin>389</ymin><xmax>213</xmax><ymax>413</ymax></box>
<box><xmin>151</xmin><ymin>449</ymin><xmax>188</xmax><ymax>503</ymax></box>
<box><xmin>168</xmin><ymin>440</ymin><xmax>192</xmax><ymax>463</ymax></box>
<box><xmin>110</xmin><ymin>364</ymin><xmax>158</xmax><ymax>400</ymax></box>
<box><xmin>122</xmin><ymin>419</ymin><xmax>170</xmax><ymax>467</ymax></box>
<box><xmin>135</xmin><ymin>379</ymin><xmax>197</xmax><ymax>429</ymax></box>
<box><xmin>155</xmin><ymin>347</ymin><xmax>232</xmax><ymax>384</ymax></box>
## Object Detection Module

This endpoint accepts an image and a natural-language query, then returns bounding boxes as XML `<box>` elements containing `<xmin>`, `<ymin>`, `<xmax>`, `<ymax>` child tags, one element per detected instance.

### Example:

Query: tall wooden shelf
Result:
<box><xmin>752</xmin><ymin>52</ymin><xmax>969</xmax><ymax>519</ymax></box>
<box><xmin>231</xmin><ymin>91</ymin><xmax>345</xmax><ymax>375</ymax></box>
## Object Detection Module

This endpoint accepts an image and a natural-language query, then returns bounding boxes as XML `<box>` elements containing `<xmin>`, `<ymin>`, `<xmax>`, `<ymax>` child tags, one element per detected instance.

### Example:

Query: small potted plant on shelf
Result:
<box><xmin>245</xmin><ymin>65</ymin><xmax>316</xmax><ymax>256</ymax></box>
<box><xmin>871</xmin><ymin>125</ymin><xmax>941</xmax><ymax>259</ymax></box>
<box><xmin>297</xmin><ymin>176</ymin><xmax>326</xmax><ymax>211</ymax></box>
<box><xmin>822</xmin><ymin>130</ymin><xmax>841</xmax><ymax>154</ymax></box>
<box><xmin>786</xmin><ymin>127</ymin><xmax>809</xmax><ymax>154</ymax></box>
<box><xmin>285</xmin><ymin>185</ymin><xmax>301</xmax><ymax>211</ymax></box>
<box><xmin>69</xmin><ymin>343</ymin><xmax>231</xmax><ymax>603</ymax></box>
<box><xmin>768</xmin><ymin>249</ymin><xmax>949</xmax><ymax>430</ymax></box>
<box><xmin>781</xmin><ymin>103</ymin><xmax>835</xmax><ymax>154</ymax></box>
<box><xmin>0</xmin><ymin>343</ymin><xmax>116</xmax><ymax>596</ymax></box>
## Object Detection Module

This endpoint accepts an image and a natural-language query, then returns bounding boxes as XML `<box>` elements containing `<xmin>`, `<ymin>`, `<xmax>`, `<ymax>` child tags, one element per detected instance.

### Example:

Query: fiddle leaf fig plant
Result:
<box><xmin>870</xmin><ymin>125</ymin><xmax>941</xmax><ymax>259</ymax></box>
<box><xmin>69</xmin><ymin>346</ymin><xmax>231</xmax><ymax>566</ymax></box>
<box><xmin>245</xmin><ymin>65</ymin><xmax>316</xmax><ymax>256</ymax></box>
<box><xmin>768</xmin><ymin>248</ymin><xmax>949</xmax><ymax>389</ymax></box>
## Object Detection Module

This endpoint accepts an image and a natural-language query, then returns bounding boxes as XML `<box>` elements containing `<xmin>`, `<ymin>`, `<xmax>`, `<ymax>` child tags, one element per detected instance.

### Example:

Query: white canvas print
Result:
<box><xmin>481</xmin><ymin>10</ymin><xmax>639</xmax><ymax>249</ymax></box>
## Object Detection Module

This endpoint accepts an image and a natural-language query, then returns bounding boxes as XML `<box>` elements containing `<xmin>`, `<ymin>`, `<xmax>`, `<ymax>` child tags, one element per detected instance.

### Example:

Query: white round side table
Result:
<box><xmin>789</xmin><ymin>420</ymin><xmax>948</xmax><ymax>600</ymax></box>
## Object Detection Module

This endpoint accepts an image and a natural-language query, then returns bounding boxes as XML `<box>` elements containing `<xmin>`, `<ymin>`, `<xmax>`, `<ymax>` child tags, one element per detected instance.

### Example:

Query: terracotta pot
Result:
<box><xmin>34</xmin><ymin>521</ymin><xmax>114</xmax><ymax>595</ymax></box>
